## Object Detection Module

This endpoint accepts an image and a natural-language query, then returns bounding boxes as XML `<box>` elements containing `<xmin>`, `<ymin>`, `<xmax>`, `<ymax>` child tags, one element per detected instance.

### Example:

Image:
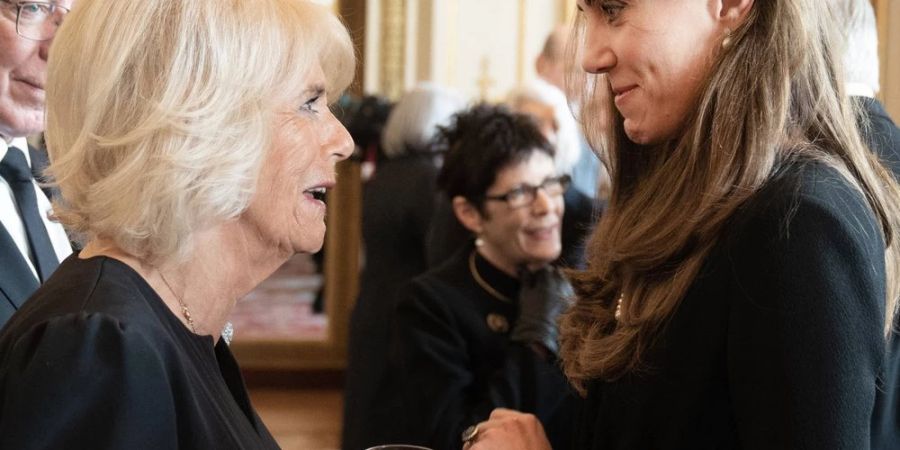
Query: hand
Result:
<box><xmin>512</xmin><ymin>266</ymin><xmax>573</xmax><ymax>355</ymax></box>
<box><xmin>465</xmin><ymin>408</ymin><xmax>552</xmax><ymax>450</ymax></box>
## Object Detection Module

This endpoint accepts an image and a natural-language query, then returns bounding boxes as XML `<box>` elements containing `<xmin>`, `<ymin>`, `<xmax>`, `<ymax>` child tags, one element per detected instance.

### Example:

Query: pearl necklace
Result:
<box><xmin>614</xmin><ymin>294</ymin><xmax>624</xmax><ymax>320</ymax></box>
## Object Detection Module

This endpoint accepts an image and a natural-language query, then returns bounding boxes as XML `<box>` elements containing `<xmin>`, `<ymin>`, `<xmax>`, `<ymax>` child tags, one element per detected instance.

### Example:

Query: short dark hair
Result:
<box><xmin>436</xmin><ymin>104</ymin><xmax>554</xmax><ymax>211</ymax></box>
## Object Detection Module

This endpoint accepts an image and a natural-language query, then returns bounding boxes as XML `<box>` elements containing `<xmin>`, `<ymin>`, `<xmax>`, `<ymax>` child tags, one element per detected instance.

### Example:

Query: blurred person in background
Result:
<box><xmin>384</xmin><ymin>104</ymin><xmax>577</xmax><ymax>450</ymax></box>
<box><xmin>343</xmin><ymin>83</ymin><xmax>466</xmax><ymax>450</ymax></box>
<box><xmin>508</xmin><ymin>80</ymin><xmax>603</xmax><ymax>269</ymax></box>
<box><xmin>536</xmin><ymin>25</ymin><xmax>605</xmax><ymax>200</ymax></box>
<box><xmin>0</xmin><ymin>0</ymin><xmax>353</xmax><ymax>447</ymax></box>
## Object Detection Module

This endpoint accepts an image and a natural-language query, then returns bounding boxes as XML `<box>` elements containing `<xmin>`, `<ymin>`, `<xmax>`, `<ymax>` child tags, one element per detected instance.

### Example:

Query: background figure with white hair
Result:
<box><xmin>833</xmin><ymin>0</ymin><xmax>900</xmax><ymax>447</ymax></box>
<box><xmin>343</xmin><ymin>83</ymin><xmax>466</xmax><ymax>450</ymax></box>
<box><xmin>507</xmin><ymin>80</ymin><xmax>602</xmax><ymax>269</ymax></box>
<box><xmin>536</xmin><ymin>25</ymin><xmax>605</xmax><ymax>200</ymax></box>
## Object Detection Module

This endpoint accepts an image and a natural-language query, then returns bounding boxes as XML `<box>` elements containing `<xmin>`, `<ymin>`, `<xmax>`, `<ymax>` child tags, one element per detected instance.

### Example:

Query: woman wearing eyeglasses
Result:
<box><xmin>373</xmin><ymin>104</ymin><xmax>578</xmax><ymax>450</ymax></box>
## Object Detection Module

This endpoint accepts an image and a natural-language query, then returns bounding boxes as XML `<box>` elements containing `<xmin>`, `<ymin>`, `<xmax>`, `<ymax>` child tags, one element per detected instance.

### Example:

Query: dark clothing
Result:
<box><xmin>575</xmin><ymin>160</ymin><xmax>887</xmax><ymax>449</ymax></box>
<box><xmin>858</xmin><ymin>97</ymin><xmax>900</xmax><ymax>450</ymax></box>
<box><xmin>0</xmin><ymin>255</ymin><xmax>279</xmax><ymax>450</ymax></box>
<box><xmin>0</xmin><ymin>146</ymin><xmax>59</xmax><ymax>327</ymax></box>
<box><xmin>425</xmin><ymin>186</ymin><xmax>601</xmax><ymax>270</ymax></box>
<box><xmin>343</xmin><ymin>154</ymin><xmax>440</xmax><ymax>450</ymax></box>
<box><xmin>856</xmin><ymin>97</ymin><xmax>900</xmax><ymax>178</ymax></box>
<box><xmin>387</xmin><ymin>247</ymin><xmax>577</xmax><ymax>450</ymax></box>
<box><xmin>560</xmin><ymin>187</ymin><xmax>602</xmax><ymax>269</ymax></box>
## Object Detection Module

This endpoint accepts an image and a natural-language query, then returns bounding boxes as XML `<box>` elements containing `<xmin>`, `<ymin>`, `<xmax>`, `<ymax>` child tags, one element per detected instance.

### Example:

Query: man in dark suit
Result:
<box><xmin>0</xmin><ymin>1</ymin><xmax>74</xmax><ymax>327</ymax></box>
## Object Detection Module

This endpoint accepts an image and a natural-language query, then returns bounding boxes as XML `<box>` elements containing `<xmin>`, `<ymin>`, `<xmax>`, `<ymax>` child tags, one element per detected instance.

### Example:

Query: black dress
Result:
<box><xmin>0</xmin><ymin>255</ymin><xmax>279</xmax><ymax>450</ymax></box>
<box><xmin>574</xmin><ymin>160</ymin><xmax>889</xmax><ymax>449</ymax></box>
<box><xmin>385</xmin><ymin>247</ymin><xmax>577</xmax><ymax>450</ymax></box>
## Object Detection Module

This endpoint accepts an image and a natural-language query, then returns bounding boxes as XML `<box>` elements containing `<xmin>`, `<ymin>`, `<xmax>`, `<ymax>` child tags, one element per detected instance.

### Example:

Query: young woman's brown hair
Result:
<box><xmin>559</xmin><ymin>0</ymin><xmax>900</xmax><ymax>390</ymax></box>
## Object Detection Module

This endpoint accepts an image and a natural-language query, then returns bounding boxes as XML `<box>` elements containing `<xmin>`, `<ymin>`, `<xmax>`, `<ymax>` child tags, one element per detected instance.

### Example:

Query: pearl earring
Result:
<box><xmin>722</xmin><ymin>27</ymin><xmax>733</xmax><ymax>49</ymax></box>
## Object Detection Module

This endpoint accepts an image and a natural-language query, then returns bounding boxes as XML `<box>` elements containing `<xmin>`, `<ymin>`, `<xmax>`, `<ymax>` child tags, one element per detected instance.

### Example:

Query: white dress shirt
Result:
<box><xmin>0</xmin><ymin>138</ymin><xmax>73</xmax><ymax>280</ymax></box>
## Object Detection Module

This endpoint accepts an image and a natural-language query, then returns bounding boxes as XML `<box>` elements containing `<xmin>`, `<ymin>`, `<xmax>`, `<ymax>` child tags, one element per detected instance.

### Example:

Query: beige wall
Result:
<box><xmin>877</xmin><ymin>0</ymin><xmax>900</xmax><ymax>118</ymax></box>
<box><xmin>363</xmin><ymin>0</ymin><xmax>564</xmax><ymax>101</ymax></box>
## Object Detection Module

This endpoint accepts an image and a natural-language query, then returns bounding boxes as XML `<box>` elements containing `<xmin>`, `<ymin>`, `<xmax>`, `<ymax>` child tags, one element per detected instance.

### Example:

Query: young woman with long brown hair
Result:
<box><xmin>465</xmin><ymin>0</ymin><xmax>900</xmax><ymax>448</ymax></box>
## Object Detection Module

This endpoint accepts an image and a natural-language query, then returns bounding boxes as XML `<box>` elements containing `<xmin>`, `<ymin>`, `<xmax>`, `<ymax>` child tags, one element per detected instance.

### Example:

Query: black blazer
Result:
<box><xmin>576</xmin><ymin>159</ymin><xmax>888</xmax><ymax>449</ymax></box>
<box><xmin>0</xmin><ymin>146</ymin><xmax>55</xmax><ymax>327</ymax></box>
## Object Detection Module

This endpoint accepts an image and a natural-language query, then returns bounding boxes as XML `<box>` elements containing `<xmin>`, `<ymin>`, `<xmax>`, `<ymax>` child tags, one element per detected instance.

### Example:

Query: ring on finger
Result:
<box><xmin>461</xmin><ymin>424</ymin><xmax>480</xmax><ymax>445</ymax></box>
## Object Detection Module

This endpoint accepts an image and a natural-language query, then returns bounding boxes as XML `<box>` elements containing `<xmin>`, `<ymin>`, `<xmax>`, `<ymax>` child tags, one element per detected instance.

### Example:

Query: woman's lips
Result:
<box><xmin>613</xmin><ymin>85</ymin><xmax>638</xmax><ymax>108</ymax></box>
<box><xmin>524</xmin><ymin>224</ymin><xmax>559</xmax><ymax>240</ymax></box>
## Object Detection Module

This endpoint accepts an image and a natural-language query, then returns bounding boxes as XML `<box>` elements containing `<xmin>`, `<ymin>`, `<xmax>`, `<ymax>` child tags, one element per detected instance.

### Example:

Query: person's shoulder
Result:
<box><xmin>1</xmin><ymin>256</ymin><xmax>172</xmax><ymax>355</ymax></box>
<box><xmin>398</xmin><ymin>249</ymin><xmax>470</xmax><ymax>309</ymax></box>
<box><xmin>0</xmin><ymin>309</ymin><xmax>167</xmax><ymax>376</ymax></box>
<box><xmin>732</xmin><ymin>159</ymin><xmax>875</xmax><ymax>235</ymax></box>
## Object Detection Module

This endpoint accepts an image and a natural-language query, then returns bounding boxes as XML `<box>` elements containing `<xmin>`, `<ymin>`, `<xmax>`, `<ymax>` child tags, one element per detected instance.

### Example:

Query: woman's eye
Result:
<box><xmin>301</xmin><ymin>94</ymin><xmax>322</xmax><ymax>113</ymax></box>
<box><xmin>506</xmin><ymin>188</ymin><xmax>527</xmax><ymax>202</ymax></box>
<box><xmin>599</xmin><ymin>1</ymin><xmax>624</xmax><ymax>22</ymax></box>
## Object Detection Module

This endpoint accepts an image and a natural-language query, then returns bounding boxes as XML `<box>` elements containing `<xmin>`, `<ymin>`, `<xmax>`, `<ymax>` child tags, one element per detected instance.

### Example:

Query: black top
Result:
<box><xmin>0</xmin><ymin>255</ymin><xmax>279</xmax><ymax>450</ymax></box>
<box><xmin>574</xmin><ymin>160</ymin><xmax>888</xmax><ymax>449</ymax></box>
<box><xmin>385</xmin><ymin>247</ymin><xmax>577</xmax><ymax>450</ymax></box>
<box><xmin>343</xmin><ymin>154</ymin><xmax>440</xmax><ymax>450</ymax></box>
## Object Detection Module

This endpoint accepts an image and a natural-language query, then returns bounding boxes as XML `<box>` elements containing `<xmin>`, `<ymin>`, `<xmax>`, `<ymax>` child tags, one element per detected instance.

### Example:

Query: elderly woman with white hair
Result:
<box><xmin>507</xmin><ymin>80</ymin><xmax>603</xmax><ymax>270</ymax></box>
<box><xmin>343</xmin><ymin>83</ymin><xmax>466</xmax><ymax>450</ymax></box>
<box><xmin>0</xmin><ymin>0</ymin><xmax>353</xmax><ymax>448</ymax></box>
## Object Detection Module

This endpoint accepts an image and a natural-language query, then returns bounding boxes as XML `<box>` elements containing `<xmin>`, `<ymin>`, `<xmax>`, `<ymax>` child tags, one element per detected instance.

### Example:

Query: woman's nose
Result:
<box><xmin>581</xmin><ymin>24</ymin><xmax>616</xmax><ymax>74</ymax></box>
<box><xmin>324</xmin><ymin>112</ymin><xmax>354</xmax><ymax>162</ymax></box>
<box><xmin>530</xmin><ymin>188</ymin><xmax>553</xmax><ymax>215</ymax></box>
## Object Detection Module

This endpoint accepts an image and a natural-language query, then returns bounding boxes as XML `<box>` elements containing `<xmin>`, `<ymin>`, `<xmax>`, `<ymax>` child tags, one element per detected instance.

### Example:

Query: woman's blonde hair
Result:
<box><xmin>560</xmin><ymin>0</ymin><xmax>900</xmax><ymax>392</ymax></box>
<box><xmin>45</xmin><ymin>0</ymin><xmax>354</xmax><ymax>265</ymax></box>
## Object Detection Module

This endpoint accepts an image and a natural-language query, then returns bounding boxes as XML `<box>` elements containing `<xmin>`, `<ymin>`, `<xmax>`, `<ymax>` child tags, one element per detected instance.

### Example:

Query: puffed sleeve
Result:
<box><xmin>725</xmin><ymin>178</ymin><xmax>887</xmax><ymax>449</ymax></box>
<box><xmin>390</xmin><ymin>282</ymin><xmax>573</xmax><ymax>449</ymax></box>
<box><xmin>0</xmin><ymin>313</ymin><xmax>180</xmax><ymax>449</ymax></box>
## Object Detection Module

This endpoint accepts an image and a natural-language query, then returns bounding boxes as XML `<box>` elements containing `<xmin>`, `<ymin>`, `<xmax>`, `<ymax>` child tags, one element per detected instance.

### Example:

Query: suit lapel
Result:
<box><xmin>28</xmin><ymin>145</ymin><xmax>56</xmax><ymax>200</ymax></box>
<box><xmin>0</xmin><ymin>223</ymin><xmax>40</xmax><ymax>310</ymax></box>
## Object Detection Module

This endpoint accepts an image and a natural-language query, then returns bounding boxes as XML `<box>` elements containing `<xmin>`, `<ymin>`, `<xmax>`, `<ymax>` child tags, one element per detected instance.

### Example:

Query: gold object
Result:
<box><xmin>159</xmin><ymin>270</ymin><xmax>197</xmax><ymax>333</ymax></box>
<box><xmin>486</xmin><ymin>313</ymin><xmax>510</xmax><ymax>333</ymax></box>
<box><xmin>469</xmin><ymin>250</ymin><xmax>511</xmax><ymax>303</ymax></box>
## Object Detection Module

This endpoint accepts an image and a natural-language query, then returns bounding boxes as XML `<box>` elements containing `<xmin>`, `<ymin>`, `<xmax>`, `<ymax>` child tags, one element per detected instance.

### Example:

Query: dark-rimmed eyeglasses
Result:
<box><xmin>483</xmin><ymin>174</ymin><xmax>571</xmax><ymax>209</ymax></box>
<box><xmin>1</xmin><ymin>1</ymin><xmax>69</xmax><ymax>41</ymax></box>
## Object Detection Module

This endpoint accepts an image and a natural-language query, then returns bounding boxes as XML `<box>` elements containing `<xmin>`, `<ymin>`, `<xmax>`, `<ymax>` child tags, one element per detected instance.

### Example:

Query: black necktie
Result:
<box><xmin>0</xmin><ymin>147</ymin><xmax>59</xmax><ymax>282</ymax></box>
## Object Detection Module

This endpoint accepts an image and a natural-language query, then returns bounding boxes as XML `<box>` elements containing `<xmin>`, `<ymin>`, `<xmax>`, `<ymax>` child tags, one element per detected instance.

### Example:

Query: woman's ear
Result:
<box><xmin>718</xmin><ymin>0</ymin><xmax>754</xmax><ymax>27</ymax></box>
<box><xmin>452</xmin><ymin>196</ymin><xmax>484</xmax><ymax>235</ymax></box>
